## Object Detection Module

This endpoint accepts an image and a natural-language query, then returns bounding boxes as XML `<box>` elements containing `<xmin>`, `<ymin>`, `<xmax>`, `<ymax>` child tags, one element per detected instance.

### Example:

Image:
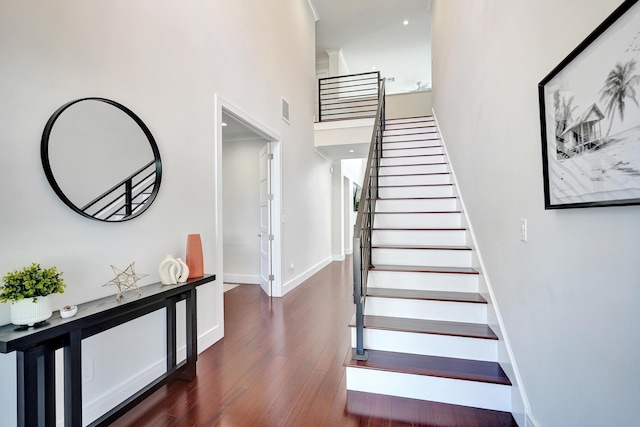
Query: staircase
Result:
<box><xmin>345</xmin><ymin>115</ymin><xmax>513</xmax><ymax>415</ymax></box>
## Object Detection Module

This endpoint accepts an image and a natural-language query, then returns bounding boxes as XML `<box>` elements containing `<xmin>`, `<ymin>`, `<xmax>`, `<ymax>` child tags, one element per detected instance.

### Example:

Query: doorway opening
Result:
<box><xmin>215</xmin><ymin>96</ymin><xmax>282</xmax><ymax>297</ymax></box>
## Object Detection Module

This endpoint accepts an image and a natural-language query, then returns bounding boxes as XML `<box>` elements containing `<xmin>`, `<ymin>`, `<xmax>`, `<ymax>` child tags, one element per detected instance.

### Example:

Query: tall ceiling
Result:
<box><xmin>311</xmin><ymin>0</ymin><xmax>432</xmax><ymax>94</ymax></box>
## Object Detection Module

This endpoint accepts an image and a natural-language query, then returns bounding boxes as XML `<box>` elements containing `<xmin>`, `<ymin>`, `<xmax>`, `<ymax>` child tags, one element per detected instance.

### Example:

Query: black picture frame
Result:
<box><xmin>538</xmin><ymin>0</ymin><xmax>640</xmax><ymax>209</ymax></box>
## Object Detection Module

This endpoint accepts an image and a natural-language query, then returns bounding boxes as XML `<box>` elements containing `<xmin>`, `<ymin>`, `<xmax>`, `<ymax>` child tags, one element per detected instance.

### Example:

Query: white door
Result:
<box><xmin>259</xmin><ymin>143</ymin><xmax>273</xmax><ymax>296</ymax></box>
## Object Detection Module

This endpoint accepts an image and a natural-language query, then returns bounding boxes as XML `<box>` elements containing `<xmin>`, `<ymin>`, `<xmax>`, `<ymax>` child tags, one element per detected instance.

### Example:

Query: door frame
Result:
<box><xmin>215</xmin><ymin>94</ymin><xmax>283</xmax><ymax>297</ymax></box>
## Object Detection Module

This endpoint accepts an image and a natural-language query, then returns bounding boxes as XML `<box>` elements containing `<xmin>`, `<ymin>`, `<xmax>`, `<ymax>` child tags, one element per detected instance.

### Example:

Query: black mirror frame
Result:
<box><xmin>41</xmin><ymin>97</ymin><xmax>162</xmax><ymax>222</ymax></box>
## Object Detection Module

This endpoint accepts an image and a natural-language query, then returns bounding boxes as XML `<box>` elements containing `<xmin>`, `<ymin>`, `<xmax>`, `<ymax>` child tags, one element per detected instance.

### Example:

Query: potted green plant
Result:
<box><xmin>1</xmin><ymin>263</ymin><xmax>66</xmax><ymax>326</ymax></box>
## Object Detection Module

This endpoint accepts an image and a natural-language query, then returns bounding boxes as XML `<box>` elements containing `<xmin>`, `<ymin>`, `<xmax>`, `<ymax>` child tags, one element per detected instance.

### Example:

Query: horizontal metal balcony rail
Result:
<box><xmin>318</xmin><ymin>71</ymin><xmax>381</xmax><ymax>122</ymax></box>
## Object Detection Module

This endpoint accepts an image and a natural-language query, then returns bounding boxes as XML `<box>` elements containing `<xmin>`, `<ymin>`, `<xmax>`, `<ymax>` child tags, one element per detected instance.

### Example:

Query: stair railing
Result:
<box><xmin>81</xmin><ymin>160</ymin><xmax>157</xmax><ymax>221</ymax></box>
<box><xmin>352</xmin><ymin>78</ymin><xmax>385</xmax><ymax>361</ymax></box>
<box><xmin>318</xmin><ymin>71</ymin><xmax>380</xmax><ymax>122</ymax></box>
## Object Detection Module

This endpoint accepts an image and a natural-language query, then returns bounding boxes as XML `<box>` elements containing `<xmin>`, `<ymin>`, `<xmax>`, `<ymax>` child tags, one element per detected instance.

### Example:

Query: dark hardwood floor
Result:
<box><xmin>112</xmin><ymin>258</ymin><xmax>517</xmax><ymax>426</ymax></box>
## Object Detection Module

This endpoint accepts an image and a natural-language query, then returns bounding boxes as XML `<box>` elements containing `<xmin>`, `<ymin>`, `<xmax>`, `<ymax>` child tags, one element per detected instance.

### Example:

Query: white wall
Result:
<box><xmin>0</xmin><ymin>0</ymin><xmax>321</xmax><ymax>424</ymax></box>
<box><xmin>432</xmin><ymin>1</ymin><xmax>640</xmax><ymax>426</ymax></box>
<box><xmin>222</xmin><ymin>139</ymin><xmax>264</xmax><ymax>284</ymax></box>
<box><xmin>385</xmin><ymin>91</ymin><xmax>433</xmax><ymax>119</ymax></box>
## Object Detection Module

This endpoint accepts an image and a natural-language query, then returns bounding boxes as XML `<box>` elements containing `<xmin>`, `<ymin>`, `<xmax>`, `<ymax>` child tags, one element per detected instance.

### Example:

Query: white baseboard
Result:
<box><xmin>223</xmin><ymin>274</ymin><xmax>260</xmax><ymax>285</ymax></box>
<box><xmin>67</xmin><ymin>324</ymin><xmax>223</xmax><ymax>427</ymax></box>
<box><xmin>281</xmin><ymin>256</ymin><xmax>333</xmax><ymax>296</ymax></box>
<box><xmin>333</xmin><ymin>254</ymin><xmax>346</xmax><ymax>261</ymax></box>
<box><xmin>526</xmin><ymin>413</ymin><xmax>539</xmax><ymax>427</ymax></box>
<box><xmin>198</xmin><ymin>323</ymin><xmax>223</xmax><ymax>355</ymax></box>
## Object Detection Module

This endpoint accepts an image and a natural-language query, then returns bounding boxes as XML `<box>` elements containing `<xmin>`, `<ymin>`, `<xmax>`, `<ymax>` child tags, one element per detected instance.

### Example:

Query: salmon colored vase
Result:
<box><xmin>185</xmin><ymin>234</ymin><xmax>204</xmax><ymax>279</ymax></box>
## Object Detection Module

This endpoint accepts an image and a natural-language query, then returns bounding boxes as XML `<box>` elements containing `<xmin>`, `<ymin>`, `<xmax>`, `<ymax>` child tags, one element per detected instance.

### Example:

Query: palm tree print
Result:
<box><xmin>599</xmin><ymin>59</ymin><xmax>640</xmax><ymax>136</ymax></box>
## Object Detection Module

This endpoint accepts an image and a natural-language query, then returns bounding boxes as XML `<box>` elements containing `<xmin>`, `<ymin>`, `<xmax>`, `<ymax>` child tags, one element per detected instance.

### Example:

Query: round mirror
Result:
<box><xmin>41</xmin><ymin>98</ymin><xmax>162</xmax><ymax>222</ymax></box>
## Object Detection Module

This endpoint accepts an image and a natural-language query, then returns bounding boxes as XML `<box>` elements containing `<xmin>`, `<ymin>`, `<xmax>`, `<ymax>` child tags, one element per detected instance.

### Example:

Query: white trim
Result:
<box><xmin>314</xmin><ymin>147</ymin><xmax>332</xmax><ymax>161</ymax></box>
<box><xmin>332</xmin><ymin>254</ymin><xmax>346</xmax><ymax>261</ymax></box>
<box><xmin>313</xmin><ymin>117</ymin><xmax>374</xmax><ymax>131</ymax></box>
<box><xmin>432</xmin><ymin>109</ymin><xmax>530</xmax><ymax>425</ymax></box>
<box><xmin>305</xmin><ymin>0</ymin><xmax>320</xmax><ymax>21</ymax></box>
<box><xmin>223</xmin><ymin>274</ymin><xmax>260</xmax><ymax>285</ymax></box>
<box><xmin>197</xmin><ymin>324</ymin><xmax>223</xmax><ymax>355</ymax></box>
<box><xmin>214</xmin><ymin>94</ymin><xmax>283</xmax><ymax>298</ymax></box>
<box><xmin>281</xmin><ymin>256</ymin><xmax>333</xmax><ymax>296</ymax></box>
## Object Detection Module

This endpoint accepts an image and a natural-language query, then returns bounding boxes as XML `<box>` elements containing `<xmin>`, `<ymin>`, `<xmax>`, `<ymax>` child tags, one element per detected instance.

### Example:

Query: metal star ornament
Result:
<box><xmin>102</xmin><ymin>262</ymin><xmax>148</xmax><ymax>301</ymax></box>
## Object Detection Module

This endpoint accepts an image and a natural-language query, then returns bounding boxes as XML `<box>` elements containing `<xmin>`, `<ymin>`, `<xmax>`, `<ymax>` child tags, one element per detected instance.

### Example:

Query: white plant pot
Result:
<box><xmin>11</xmin><ymin>296</ymin><xmax>53</xmax><ymax>326</ymax></box>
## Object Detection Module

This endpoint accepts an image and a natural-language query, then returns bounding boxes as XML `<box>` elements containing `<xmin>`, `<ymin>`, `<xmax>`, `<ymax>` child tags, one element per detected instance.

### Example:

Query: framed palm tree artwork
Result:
<box><xmin>539</xmin><ymin>0</ymin><xmax>640</xmax><ymax>209</ymax></box>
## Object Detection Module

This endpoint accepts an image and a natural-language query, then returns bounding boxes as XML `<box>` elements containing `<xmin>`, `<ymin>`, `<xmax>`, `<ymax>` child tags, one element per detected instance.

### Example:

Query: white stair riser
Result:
<box><xmin>382</xmin><ymin>140</ymin><xmax>440</xmax><ymax>151</ymax></box>
<box><xmin>365</xmin><ymin>298</ymin><xmax>487</xmax><ymax>324</ymax></box>
<box><xmin>382</xmin><ymin>134</ymin><xmax>439</xmax><ymax>143</ymax></box>
<box><xmin>372</xmin><ymin>229</ymin><xmax>467</xmax><ymax>246</ymax></box>
<box><xmin>351</xmin><ymin>328</ymin><xmax>498</xmax><ymax>362</ymax></box>
<box><xmin>372</xmin><ymin>248</ymin><xmax>472</xmax><ymax>268</ymax></box>
<box><xmin>380</xmin><ymin>155</ymin><xmax>448</xmax><ymax>166</ymax></box>
<box><xmin>376</xmin><ymin>198</ymin><xmax>458</xmax><ymax>213</ymax></box>
<box><xmin>379</xmin><ymin>185</ymin><xmax>454</xmax><ymax>198</ymax></box>
<box><xmin>368</xmin><ymin>270</ymin><xmax>478</xmax><ymax>293</ymax></box>
<box><xmin>384</xmin><ymin>126</ymin><xmax>436</xmax><ymax>135</ymax></box>
<box><xmin>345</xmin><ymin>368</ymin><xmax>512</xmax><ymax>412</ymax></box>
<box><xmin>374</xmin><ymin>212</ymin><xmax>461</xmax><ymax>228</ymax></box>
<box><xmin>383</xmin><ymin>150</ymin><xmax>445</xmax><ymax>160</ymax></box>
<box><xmin>379</xmin><ymin>164</ymin><xmax>448</xmax><ymax>174</ymax></box>
<box><xmin>385</xmin><ymin>119</ymin><xmax>434</xmax><ymax>128</ymax></box>
<box><xmin>379</xmin><ymin>174</ymin><xmax>451</xmax><ymax>186</ymax></box>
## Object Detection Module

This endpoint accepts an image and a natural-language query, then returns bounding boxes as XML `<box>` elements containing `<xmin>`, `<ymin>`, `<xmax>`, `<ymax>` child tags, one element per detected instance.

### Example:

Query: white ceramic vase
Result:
<box><xmin>158</xmin><ymin>255</ymin><xmax>179</xmax><ymax>285</ymax></box>
<box><xmin>176</xmin><ymin>258</ymin><xmax>190</xmax><ymax>283</ymax></box>
<box><xmin>11</xmin><ymin>296</ymin><xmax>53</xmax><ymax>326</ymax></box>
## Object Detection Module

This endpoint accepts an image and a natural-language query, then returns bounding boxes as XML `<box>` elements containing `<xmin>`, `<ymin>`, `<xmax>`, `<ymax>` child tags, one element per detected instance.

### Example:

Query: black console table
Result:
<box><xmin>0</xmin><ymin>274</ymin><xmax>215</xmax><ymax>427</ymax></box>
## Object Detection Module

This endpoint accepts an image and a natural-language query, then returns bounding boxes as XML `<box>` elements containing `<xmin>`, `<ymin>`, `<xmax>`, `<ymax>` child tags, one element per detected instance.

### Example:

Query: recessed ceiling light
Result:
<box><xmin>372</xmin><ymin>66</ymin><xmax>376</xmax><ymax>70</ymax></box>
<box><xmin>349</xmin><ymin>149</ymin><xmax>355</xmax><ymax>153</ymax></box>
<box><xmin>221</xmin><ymin>122</ymin><xmax>227</xmax><ymax>127</ymax></box>
<box><xmin>403</xmin><ymin>20</ymin><xmax>409</xmax><ymax>25</ymax></box>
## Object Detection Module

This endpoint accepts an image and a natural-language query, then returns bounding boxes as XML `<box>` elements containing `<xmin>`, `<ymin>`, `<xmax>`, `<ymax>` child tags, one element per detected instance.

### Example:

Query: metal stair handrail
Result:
<box><xmin>352</xmin><ymin>78</ymin><xmax>386</xmax><ymax>361</ymax></box>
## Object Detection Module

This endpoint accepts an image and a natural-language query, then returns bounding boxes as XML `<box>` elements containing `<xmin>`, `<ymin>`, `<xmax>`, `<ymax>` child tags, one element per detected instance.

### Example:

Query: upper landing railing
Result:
<box><xmin>318</xmin><ymin>71</ymin><xmax>381</xmax><ymax>122</ymax></box>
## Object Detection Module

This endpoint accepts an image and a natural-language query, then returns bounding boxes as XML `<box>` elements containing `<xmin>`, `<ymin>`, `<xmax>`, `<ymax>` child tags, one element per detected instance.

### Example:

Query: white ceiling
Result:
<box><xmin>221</xmin><ymin>111</ymin><xmax>268</xmax><ymax>143</ymax></box>
<box><xmin>311</xmin><ymin>0</ymin><xmax>432</xmax><ymax>94</ymax></box>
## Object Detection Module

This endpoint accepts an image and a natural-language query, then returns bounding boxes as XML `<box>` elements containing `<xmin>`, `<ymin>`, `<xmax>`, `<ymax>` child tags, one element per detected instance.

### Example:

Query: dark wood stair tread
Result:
<box><xmin>366</xmin><ymin>288</ymin><xmax>485</xmax><ymax>303</ymax></box>
<box><xmin>377</xmin><ymin>196</ymin><xmax>456</xmax><ymax>200</ymax></box>
<box><xmin>349</xmin><ymin>314</ymin><xmax>498</xmax><ymax>340</ymax></box>
<box><xmin>383</xmin><ymin>147</ymin><xmax>442</xmax><ymax>153</ymax></box>
<box><xmin>345</xmin><ymin>390</ymin><xmax>517</xmax><ymax>426</ymax></box>
<box><xmin>371</xmin><ymin>264</ymin><xmax>479</xmax><ymax>275</ymax></box>
<box><xmin>379</xmin><ymin>172</ymin><xmax>451</xmax><ymax>177</ymax></box>
<box><xmin>385</xmin><ymin>115</ymin><xmax>433</xmax><ymax>122</ymax></box>
<box><xmin>344</xmin><ymin>349</ymin><xmax>511</xmax><ymax>386</ymax></box>
<box><xmin>374</xmin><ymin>211</ymin><xmax>461</xmax><ymax>214</ymax></box>
<box><xmin>378</xmin><ymin>183</ymin><xmax>453</xmax><ymax>188</ymax></box>
<box><xmin>374</xmin><ymin>227</ymin><xmax>466</xmax><ymax>231</ymax></box>
<box><xmin>379</xmin><ymin>162</ymin><xmax>447</xmax><ymax>167</ymax></box>
<box><xmin>372</xmin><ymin>244</ymin><xmax>471</xmax><ymax>251</ymax></box>
<box><xmin>383</xmin><ymin>128</ymin><xmax>437</xmax><ymax>135</ymax></box>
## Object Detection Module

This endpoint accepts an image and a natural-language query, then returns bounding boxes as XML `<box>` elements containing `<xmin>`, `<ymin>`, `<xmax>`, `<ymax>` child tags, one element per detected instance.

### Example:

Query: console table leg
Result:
<box><xmin>184</xmin><ymin>288</ymin><xmax>197</xmax><ymax>380</ymax></box>
<box><xmin>64</xmin><ymin>330</ymin><xmax>83</xmax><ymax>427</ymax></box>
<box><xmin>166</xmin><ymin>301</ymin><xmax>177</xmax><ymax>371</ymax></box>
<box><xmin>17</xmin><ymin>344</ymin><xmax>56</xmax><ymax>427</ymax></box>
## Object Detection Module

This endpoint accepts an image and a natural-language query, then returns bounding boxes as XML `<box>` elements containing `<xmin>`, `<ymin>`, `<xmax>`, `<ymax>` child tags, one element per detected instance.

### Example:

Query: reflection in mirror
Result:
<box><xmin>41</xmin><ymin>98</ymin><xmax>162</xmax><ymax>222</ymax></box>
